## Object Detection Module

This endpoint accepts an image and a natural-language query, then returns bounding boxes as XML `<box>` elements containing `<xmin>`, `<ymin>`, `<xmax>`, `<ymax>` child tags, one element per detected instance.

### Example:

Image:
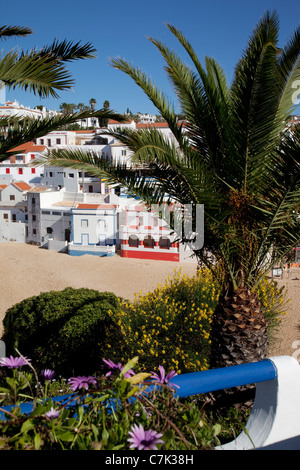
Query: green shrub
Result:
<box><xmin>1</xmin><ymin>288</ymin><xmax>122</xmax><ymax>376</ymax></box>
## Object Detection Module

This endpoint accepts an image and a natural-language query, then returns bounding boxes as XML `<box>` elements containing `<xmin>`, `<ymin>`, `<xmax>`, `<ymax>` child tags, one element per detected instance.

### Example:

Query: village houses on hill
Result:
<box><xmin>1</xmin><ymin>100</ymin><xmax>298</xmax><ymax>264</ymax></box>
<box><xmin>0</xmin><ymin>101</ymin><xmax>194</xmax><ymax>262</ymax></box>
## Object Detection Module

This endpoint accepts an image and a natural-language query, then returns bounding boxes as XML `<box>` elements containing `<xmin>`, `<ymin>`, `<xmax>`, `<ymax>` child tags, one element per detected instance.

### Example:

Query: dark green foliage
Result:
<box><xmin>1</xmin><ymin>288</ymin><xmax>122</xmax><ymax>376</ymax></box>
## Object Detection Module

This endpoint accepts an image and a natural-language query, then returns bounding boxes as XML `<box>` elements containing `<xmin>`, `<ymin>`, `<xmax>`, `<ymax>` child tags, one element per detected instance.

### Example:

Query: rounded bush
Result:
<box><xmin>1</xmin><ymin>288</ymin><xmax>123</xmax><ymax>376</ymax></box>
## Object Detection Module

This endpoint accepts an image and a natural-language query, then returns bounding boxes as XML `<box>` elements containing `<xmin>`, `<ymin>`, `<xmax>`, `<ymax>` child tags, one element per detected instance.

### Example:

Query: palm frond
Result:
<box><xmin>160</xmin><ymin>25</ymin><xmax>236</xmax><ymax>185</ymax></box>
<box><xmin>21</xmin><ymin>39</ymin><xmax>97</xmax><ymax>63</ymax></box>
<box><xmin>0</xmin><ymin>50</ymin><xmax>73</xmax><ymax>98</ymax></box>
<box><xmin>275</xmin><ymin>25</ymin><xmax>300</xmax><ymax>122</ymax></box>
<box><xmin>110</xmin><ymin>57</ymin><xmax>181</xmax><ymax>142</ymax></box>
<box><xmin>0</xmin><ymin>25</ymin><xmax>32</xmax><ymax>40</ymax></box>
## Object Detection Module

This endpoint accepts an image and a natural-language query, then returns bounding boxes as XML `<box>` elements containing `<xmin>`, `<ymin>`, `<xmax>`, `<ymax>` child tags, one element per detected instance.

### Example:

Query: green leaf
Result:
<box><xmin>20</xmin><ymin>419</ymin><xmax>34</xmax><ymax>434</ymax></box>
<box><xmin>34</xmin><ymin>433</ymin><xmax>42</xmax><ymax>450</ymax></box>
<box><xmin>120</xmin><ymin>356</ymin><xmax>139</xmax><ymax>376</ymax></box>
<box><xmin>57</xmin><ymin>431</ymin><xmax>75</xmax><ymax>442</ymax></box>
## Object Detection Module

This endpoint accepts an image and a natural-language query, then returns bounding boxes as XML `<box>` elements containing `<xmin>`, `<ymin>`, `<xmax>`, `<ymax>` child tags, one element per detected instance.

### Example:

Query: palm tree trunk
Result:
<box><xmin>209</xmin><ymin>287</ymin><xmax>268</xmax><ymax>369</ymax></box>
<box><xmin>207</xmin><ymin>287</ymin><xmax>269</xmax><ymax>410</ymax></box>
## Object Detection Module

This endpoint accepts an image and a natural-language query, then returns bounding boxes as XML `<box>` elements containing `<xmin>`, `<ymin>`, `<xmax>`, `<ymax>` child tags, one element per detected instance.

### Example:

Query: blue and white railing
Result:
<box><xmin>1</xmin><ymin>355</ymin><xmax>300</xmax><ymax>450</ymax></box>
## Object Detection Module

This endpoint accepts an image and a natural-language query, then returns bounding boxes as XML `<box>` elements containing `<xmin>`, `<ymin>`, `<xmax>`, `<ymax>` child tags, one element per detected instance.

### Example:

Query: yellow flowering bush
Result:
<box><xmin>105</xmin><ymin>268</ymin><xmax>288</xmax><ymax>375</ymax></box>
<box><xmin>107</xmin><ymin>268</ymin><xmax>220</xmax><ymax>374</ymax></box>
<box><xmin>254</xmin><ymin>276</ymin><xmax>288</xmax><ymax>333</ymax></box>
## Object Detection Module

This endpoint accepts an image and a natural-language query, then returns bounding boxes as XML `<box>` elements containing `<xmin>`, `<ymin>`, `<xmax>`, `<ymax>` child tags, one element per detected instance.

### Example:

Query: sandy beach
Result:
<box><xmin>0</xmin><ymin>242</ymin><xmax>299</xmax><ymax>359</ymax></box>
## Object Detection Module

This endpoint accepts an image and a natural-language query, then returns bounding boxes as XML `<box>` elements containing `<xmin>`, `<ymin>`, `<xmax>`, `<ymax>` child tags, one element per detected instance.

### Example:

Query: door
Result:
<box><xmin>81</xmin><ymin>234</ymin><xmax>89</xmax><ymax>246</ymax></box>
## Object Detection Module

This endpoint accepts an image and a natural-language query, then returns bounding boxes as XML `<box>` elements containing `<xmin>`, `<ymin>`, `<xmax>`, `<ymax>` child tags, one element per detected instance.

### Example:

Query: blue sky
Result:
<box><xmin>1</xmin><ymin>0</ymin><xmax>300</xmax><ymax>115</ymax></box>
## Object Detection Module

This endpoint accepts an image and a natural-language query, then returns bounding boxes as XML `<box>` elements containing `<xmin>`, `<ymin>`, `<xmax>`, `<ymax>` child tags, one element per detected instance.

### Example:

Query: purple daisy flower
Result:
<box><xmin>68</xmin><ymin>375</ymin><xmax>97</xmax><ymax>391</ymax></box>
<box><xmin>103</xmin><ymin>358</ymin><xmax>135</xmax><ymax>379</ymax></box>
<box><xmin>128</xmin><ymin>424</ymin><xmax>163</xmax><ymax>450</ymax></box>
<box><xmin>41</xmin><ymin>369</ymin><xmax>55</xmax><ymax>381</ymax></box>
<box><xmin>45</xmin><ymin>407</ymin><xmax>60</xmax><ymax>419</ymax></box>
<box><xmin>0</xmin><ymin>355</ymin><xmax>31</xmax><ymax>369</ymax></box>
<box><xmin>150</xmin><ymin>365</ymin><xmax>180</xmax><ymax>389</ymax></box>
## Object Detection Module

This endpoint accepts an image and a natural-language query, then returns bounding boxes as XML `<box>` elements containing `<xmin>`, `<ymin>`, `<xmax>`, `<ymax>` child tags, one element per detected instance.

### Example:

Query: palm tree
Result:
<box><xmin>0</xmin><ymin>25</ymin><xmax>123</xmax><ymax>159</ymax></box>
<box><xmin>89</xmin><ymin>98</ymin><xmax>97</xmax><ymax>111</ymax></box>
<box><xmin>59</xmin><ymin>103</ymin><xmax>77</xmax><ymax>115</ymax></box>
<box><xmin>42</xmin><ymin>11</ymin><xmax>300</xmax><ymax>368</ymax></box>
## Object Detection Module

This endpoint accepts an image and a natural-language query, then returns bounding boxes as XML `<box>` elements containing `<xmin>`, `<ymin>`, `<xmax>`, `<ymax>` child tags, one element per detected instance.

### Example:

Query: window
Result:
<box><xmin>9</xmin><ymin>195</ymin><xmax>15</xmax><ymax>201</ymax></box>
<box><xmin>5</xmin><ymin>168</ymin><xmax>10</xmax><ymax>174</ymax></box>
<box><xmin>159</xmin><ymin>237</ymin><xmax>171</xmax><ymax>249</ymax></box>
<box><xmin>98</xmin><ymin>219</ymin><xmax>107</xmax><ymax>231</ymax></box>
<box><xmin>56</xmin><ymin>138</ymin><xmax>61</xmax><ymax>145</ymax></box>
<box><xmin>32</xmin><ymin>197</ymin><xmax>35</xmax><ymax>204</ymax></box>
<box><xmin>33</xmin><ymin>229</ymin><xmax>36</xmax><ymax>235</ymax></box>
<box><xmin>121</xmin><ymin>150</ymin><xmax>127</xmax><ymax>156</ymax></box>
<box><xmin>18</xmin><ymin>168</ymin><xmax>23</xmax><ymax>175</ymax></box>
<box><xmin>128</xmin><ymin>235</ymin><xmax>139</xmax><ymax>247</ymax></box>
<box><xmin>42</xmin><ymin>210</ymin><xmax>50</xmax><ymax>215</ymax></box>
<box><xmin>40</xmin><ymin>139</ymin><xmax>44</xmax><ymax>145</ymax></box>
<box><xmin>81</xmin><ymin>219</ymin><xmax>88</xmax><ymax>228</ymax></box>
<box><xmin>31</xmin><ymin>154</ymin><xmax>35</xmax><ymax>160</ymax></box>
<box><xmin>144</xmin><ymin>236</ymin><xmax>155</xmax><ymax>249</ymax></box>
<box><xmin>69</xmin><ymin>173</ymin><xmax>74</xmax><ymax>178</ymax></box>
<box><xmin>31</xmin><ymin>168</ymin><xmax>36</xmax><ymax>174</ymax></box>
<box><xmin>47</xmin><ymin>139</ymin><xmax>51</xmax><ymax>147</ymax></box>
<box><xmin>52</xmin><ymin>211</ymin><xmax>61</xmax><ymax>216</ymax></box>
<box><xmin>3</xmin><ymin>214</ymin><xmax>8</xmax><ymax>220</ymax></box>
<box><xmin>49</xmin><ymin>172</ymin><xmax>53</xmax><ymax>177</ymax></box>
<box><xmin>12</xmin><ymin>214</ymin><xmax>16</xmax><ymax>222</ymax></box>
<box><xmin>46</xmin><ymin>227</ymin><xmax>53</xmax><ymax>234</ymax></box>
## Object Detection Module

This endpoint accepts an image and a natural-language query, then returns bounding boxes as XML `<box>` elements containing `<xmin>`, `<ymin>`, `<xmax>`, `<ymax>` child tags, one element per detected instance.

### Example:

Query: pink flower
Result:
<box><xmin>0</xmin><ymin>355</ymin><xmax>31</xmax><ymax>369</ymax></box>
<box><xmin>103</xmin><ymin>358</ymin><xmax>135</xmax><ymax>378</ymax></box>
<box><xmin>41</xmin><ymin>369</ymin><xmax>55</xmax><ymax>381</ymax></box>
<box><xmin>45</xmin><ymin>407</ymin><xmax>60</xmax><ymax>419</ymax></box>
<box><xmin>128</xmin><ymin>424</ymin><xmax>163</xmax><ymax>450</ymax></box>
<box><xmin>150</xmin><ymin>365</ymin><xmax>179</xmax><ymax>389</ymax></box>
<box><xmin>68</xmin><ymin>376</ymin><xmax>97</xmax><ymax>391</ymax></box>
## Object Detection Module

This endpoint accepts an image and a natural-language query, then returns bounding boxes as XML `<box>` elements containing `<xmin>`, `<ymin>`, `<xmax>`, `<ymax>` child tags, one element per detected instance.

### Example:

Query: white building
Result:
<box><xmin>136</xmin><ymin>113</ymin><xmax>157</xmax><ymax>124</ymax></box>
<box><xmin>25</xmin><ymin>187</ymin><xmax>119</xmax><ymax>251</ymax></box>
<box><xmin>0</xmin><ymin>100</ymin><xmax>58</xmax><ymax>119</ymax></box>
<box><xmin>119</xmin><ymin>201</ymin><xmax>180</xmax><ymax>262</ymax></box>
<box><xmin>41</xmin><ymin>163</ymin><xmax>107</xmax><ymax>194</ymax></box>
<box><xmin>0</xmin><ymin>142</ymin><xmax>46</xmax><ymax>184</ymax></box>
<box><xmin>69</xmin><ymin>203</ymin><xmax>117</xmax><ymax>257</ymax></box>
<box><xmin>26</xmin><ymin>188</ymin><xmax>79</xmax><ymax>248</ymax></box>
<box><xmin>0</xmin><ymin>181</ymin><xmax>32</xmax><ymax>242</ymax></box>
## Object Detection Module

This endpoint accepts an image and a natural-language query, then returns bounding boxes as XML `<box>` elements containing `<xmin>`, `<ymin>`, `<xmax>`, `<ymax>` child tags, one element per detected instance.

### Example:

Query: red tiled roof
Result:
<box><xmin>108</xmin><ymin>119</ymin><xmax>133</xmax><ymax>124</ymax></box>
<box><xmin>76</xmin><ymin>204</ymin><xmax>117</xmax><ymax>210</ymax></box>
<box><xmin>75</xmin><ymin>130</ymin><xmax>95</xmax><ymax>134</ymax></box>
<box><xmin>28</xmin><ymin>187</ymin><xmax>48</xmax><ymax>192</ymax></box>
<box><xmin>136</xmin><ymin>122</ymin><xmax>169</xmax><ymax>128</ymax></box>
<box><xmin>0</xmin><ymin>184</ymin><xmax>7</xmax><ymax>190</ymax></box>
<box><xmin>7</xmin><ymin>142</ymin><xmax>46</xmax><ymax>153</ymax></box>
<box><xmin>12</xmin><ymin>182</ymin><xmax>31</xmax><ymax>191</ymax></box>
